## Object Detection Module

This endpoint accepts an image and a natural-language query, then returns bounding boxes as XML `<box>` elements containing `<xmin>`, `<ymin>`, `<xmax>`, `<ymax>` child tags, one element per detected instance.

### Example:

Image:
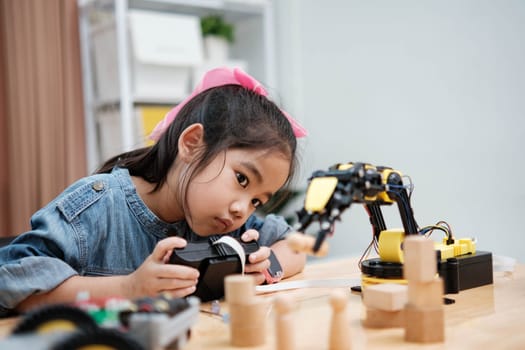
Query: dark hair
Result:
<box><xmin>97</xmin><ymin>85</ymin><xmax>298</xmax><ymax>213</ymax></box>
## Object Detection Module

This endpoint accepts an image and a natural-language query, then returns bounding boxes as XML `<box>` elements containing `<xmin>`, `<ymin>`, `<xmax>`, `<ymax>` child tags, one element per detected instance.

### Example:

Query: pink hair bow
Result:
<box><xmin>149</xmin><ymin>67</ymin><xmax>308</xmax><ymax>141</ymax></box>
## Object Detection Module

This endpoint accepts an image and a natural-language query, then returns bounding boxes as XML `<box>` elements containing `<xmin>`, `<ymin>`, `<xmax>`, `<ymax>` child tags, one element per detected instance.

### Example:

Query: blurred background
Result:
<box><xmin>0</xmin><ymin>0</ymin><xmax>523</xmax><ymax>262</ymax></box>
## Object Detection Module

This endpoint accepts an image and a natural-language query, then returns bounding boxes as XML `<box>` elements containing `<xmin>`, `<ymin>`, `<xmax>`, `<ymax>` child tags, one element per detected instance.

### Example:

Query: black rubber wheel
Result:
<box><xmin>12</xmin><ymin>304</ymin><xmax>98</xmax><ymax>335</ymax></box>
<box><xmin>51</xmin><ymin>328</ymin><xmax>145</xmax><ymax>350</ymax></box>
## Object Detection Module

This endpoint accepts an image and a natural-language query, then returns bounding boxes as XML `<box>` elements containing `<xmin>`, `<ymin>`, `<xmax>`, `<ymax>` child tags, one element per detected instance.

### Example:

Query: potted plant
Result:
<box><xmin>200</xmin><ymin>15</ymin><xmax>234</xmax><ymax>61</ymax></box>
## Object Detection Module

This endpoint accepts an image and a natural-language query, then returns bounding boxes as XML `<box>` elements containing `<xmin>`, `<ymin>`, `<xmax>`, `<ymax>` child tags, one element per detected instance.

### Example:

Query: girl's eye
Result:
<box><xmin>236</xmin><ymin>172</ymin><xmax>248</xmax><ymax>187</ymax></box>
<box><xmin>251</xmin><ymin>198</ymin><xmax>262</xmax><ymax>208</ymax></box>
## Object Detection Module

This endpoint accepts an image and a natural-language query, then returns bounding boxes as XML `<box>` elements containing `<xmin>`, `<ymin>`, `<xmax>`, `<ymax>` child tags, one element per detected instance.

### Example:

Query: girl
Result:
<box><xmin>0</xmin><ymin>67</ymin><xmax>307</xmax><ymax>316</ymax></box>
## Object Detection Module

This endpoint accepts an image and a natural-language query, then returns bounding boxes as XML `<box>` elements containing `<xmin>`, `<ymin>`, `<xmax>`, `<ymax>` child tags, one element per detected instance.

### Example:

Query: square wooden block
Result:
<box><xmin>408</xmin><ymin>278</ymin><xmax>444</xmax><ymax>308</ymax></box>
<box><xmin>404</xmin><ymin>304</ymin><xmax>445</xmax><ymax>343</ymax></box>
<box><xmin>403</xmin><ymin>236</ymin><xmax>437</xmax><ymax>282</ymax></box>
<box><xmin>363</xmin><ymin>283</ymin><xmax>408</xmax><ymax>311</ymax></box>
<box><xmin>363</xmin><ymin>307</ymin><xmax>405</xmax><ymax>329</ymax></box>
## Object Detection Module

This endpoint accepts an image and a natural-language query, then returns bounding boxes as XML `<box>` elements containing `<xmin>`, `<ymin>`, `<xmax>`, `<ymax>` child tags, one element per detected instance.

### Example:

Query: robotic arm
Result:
<box><xmin>294</xmin><ymin>162</ymin><xmax>418</xmax><ymax>253</ymax></box>
<box><xmin>290</xmin><ymin>161</ymin><xmax>492</xmax><ymax>293</ymax></box>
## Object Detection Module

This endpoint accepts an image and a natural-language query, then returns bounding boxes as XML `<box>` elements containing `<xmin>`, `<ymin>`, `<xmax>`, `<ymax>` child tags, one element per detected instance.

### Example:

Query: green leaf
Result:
<box><xmin>200</xmin><ymin>15</ymin><xmax>234</xmax><ymax>43</ymax></box>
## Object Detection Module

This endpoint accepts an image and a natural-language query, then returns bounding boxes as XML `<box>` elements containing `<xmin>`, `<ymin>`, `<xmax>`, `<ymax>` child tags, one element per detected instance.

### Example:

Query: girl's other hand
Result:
<box><xmin>126</xmin><ymin>237</ymin><xmax>199</xmax><ymax>298</ymax></box>
<box><xmin>240</xmin><ymin>229</ymin><xmax>259</xmax><ymax>243</ymax></box>
<box><xmin>241</xmin><ymin>229</ymin><xmax>270</xmax><ymax>285</ymax></box>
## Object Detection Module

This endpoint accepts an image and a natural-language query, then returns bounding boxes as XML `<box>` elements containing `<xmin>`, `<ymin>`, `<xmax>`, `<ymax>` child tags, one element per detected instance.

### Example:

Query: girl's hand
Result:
<box><xmin>126</xmin><ymin>237</ymin><xmax>199</xmax><ymax>298</ymax></box>
<box><xmin>241</xmin><ymin>229</ymin><xmax>271</xmax><ymax>285</ymax></box>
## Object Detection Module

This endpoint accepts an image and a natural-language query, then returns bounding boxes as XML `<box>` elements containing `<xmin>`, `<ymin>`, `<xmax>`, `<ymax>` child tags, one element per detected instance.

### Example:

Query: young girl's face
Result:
<box><xmin>184</xmin><ymin>148</ymin><xmax>290</xmax><ymax>236</ymax></box>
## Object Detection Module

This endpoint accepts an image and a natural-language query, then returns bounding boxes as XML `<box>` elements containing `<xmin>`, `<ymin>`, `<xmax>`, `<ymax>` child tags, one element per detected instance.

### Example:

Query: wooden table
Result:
<box><xmin>1</xmin><ymin>257</ymin><xmax>524</xmax><ymax>349</ymax></box>
<box><xmin>186</xmin><ymin>257</ymin><xmax>525</xmax><ymax>350</ymax></box>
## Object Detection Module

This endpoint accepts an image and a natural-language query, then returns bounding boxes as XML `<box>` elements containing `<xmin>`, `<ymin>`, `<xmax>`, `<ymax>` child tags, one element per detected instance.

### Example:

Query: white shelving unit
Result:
<box><xmin>78</xmin><ymin>0</ymin><xmax>276</xmax><ymax>172</ymax></box>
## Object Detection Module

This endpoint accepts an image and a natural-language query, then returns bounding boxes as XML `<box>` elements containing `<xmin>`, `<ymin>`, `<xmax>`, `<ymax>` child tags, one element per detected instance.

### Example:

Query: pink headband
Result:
<box><xmin>149</xmin><ymin>67</ymin><xmax>308</xmax><ymax>141</ymax></box>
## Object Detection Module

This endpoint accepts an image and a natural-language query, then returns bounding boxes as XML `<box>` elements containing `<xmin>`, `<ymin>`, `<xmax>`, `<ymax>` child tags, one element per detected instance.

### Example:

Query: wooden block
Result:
<box><xmin>329</xmin><ymin>290</ymin><xmax>352</xmax><ymax>350</ymax></box>
<box><xmin>225</xmin><ymin>274</ymin><xmax>268</xmax><ymax>347</ymax></box>
<box><xmin>403</xmin><ymin>236</ymin><xmax>437</xmax><ymax>282</ymax></box>
<box><xmin>362</xmin><ymin>283</ymin><xmax>408</xmax><ymax>311</ymax></box>
<box><xmin>229</xmin><ymin>298</ymin><xmax>269</xmax><ymax>347</ymax></box>
<box><xmin>274</xmin><ymin>295</ymin><xmax>296</xmax><ymax>350</ymax></box>
<box><xmin>229</xmin><ymin>300</ymin><xmax>269</xmax><ymax>325</ymax></box>
<box><xmin>225</xmin><ymin>274</ymin><xmax>255</xmax><ymax>304</ymax></box>
<box><xmin>362</xmin><ymin>307</ymin><xmax>405</xmax><ymax>329</ymax></box>
<box><xmin>404</xmin><ymin>304</ymin><xmax>445</xmax><ymax>343</ymax></box>
<box><xmin>408</xmin><ymin>278</ymin><xmax>443</xmax><ymax>308</ymax></box>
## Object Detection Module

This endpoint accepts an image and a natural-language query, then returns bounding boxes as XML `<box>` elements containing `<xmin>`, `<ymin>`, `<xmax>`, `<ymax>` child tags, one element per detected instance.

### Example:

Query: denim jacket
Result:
<box><xmin>0</xmin><ymin>167</ymin><xmax>291</xmax><ymax>315</ymax></box>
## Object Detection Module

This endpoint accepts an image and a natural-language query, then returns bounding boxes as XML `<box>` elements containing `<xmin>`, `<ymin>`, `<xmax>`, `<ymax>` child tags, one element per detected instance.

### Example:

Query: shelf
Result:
<box><xmin>81</xmin><ymin>0</ymin><xmax>269</xmax><ymax>22</ymax></box>
<box><xmin>78</xmin><ymin>0</ymin><xmax>275</xmax><ymax>172</ymax></box>
<box><xmin>94</xmin><ymin>98</ymin><xmax>182</xmax><ymax>109</ymax></box>
<box><xmin>128</xmin><ymin>0</ymin><xmax>269</xmax><ymax>15</ymax></box>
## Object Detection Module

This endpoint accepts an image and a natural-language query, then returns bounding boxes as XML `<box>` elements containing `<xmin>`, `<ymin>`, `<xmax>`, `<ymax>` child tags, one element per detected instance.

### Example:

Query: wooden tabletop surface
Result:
<box><xmin>186</xmin><ymin>257</ymin><xmax>525</xmax><ymax>350</ymax></box>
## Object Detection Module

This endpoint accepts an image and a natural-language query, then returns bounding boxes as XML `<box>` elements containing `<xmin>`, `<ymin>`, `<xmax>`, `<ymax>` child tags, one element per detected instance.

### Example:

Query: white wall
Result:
<box><xmin>275</xmin><ymin>0</ymin><xmax>525</xmax><ymax>262</ymax></box>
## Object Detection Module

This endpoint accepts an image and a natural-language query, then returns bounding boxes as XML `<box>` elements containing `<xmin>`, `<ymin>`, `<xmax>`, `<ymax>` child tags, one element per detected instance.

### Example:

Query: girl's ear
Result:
<box><xmin>178</xmin><ymin>123</ymin><xmax>205</xmax><ymax>162</ymax></box>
